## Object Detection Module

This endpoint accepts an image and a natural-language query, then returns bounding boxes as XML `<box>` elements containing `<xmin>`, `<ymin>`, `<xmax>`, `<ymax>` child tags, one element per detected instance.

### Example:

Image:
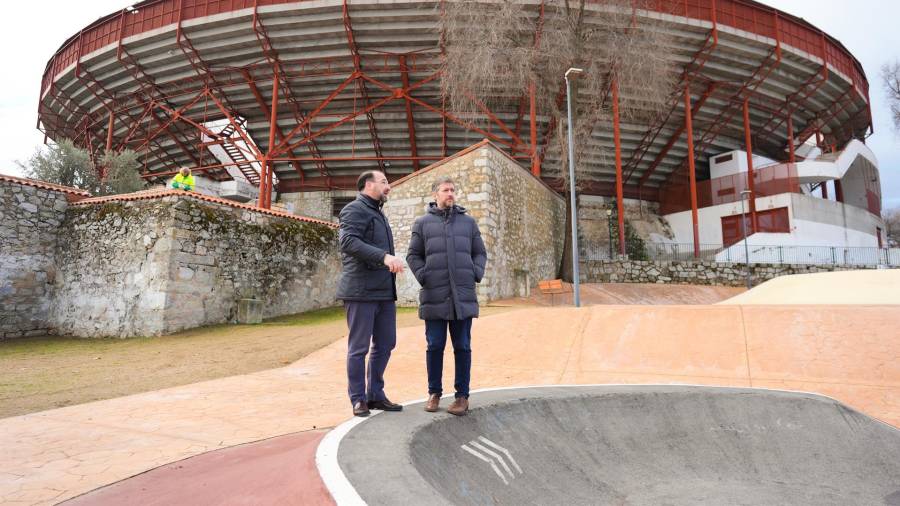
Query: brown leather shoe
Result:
<box><xmin>424</xmin><ymin>393</ymin><xmax>440</xmax><ymax>412</ymax></box>
<box><xmin>352</xmin><ymin>401</ymin><xmax>370</xmax><ymax>417</ymax></box>
<box><xmin>447</xmin><ymin>397</ymin><xmax>469</xmax><ymax>416</ymax></box>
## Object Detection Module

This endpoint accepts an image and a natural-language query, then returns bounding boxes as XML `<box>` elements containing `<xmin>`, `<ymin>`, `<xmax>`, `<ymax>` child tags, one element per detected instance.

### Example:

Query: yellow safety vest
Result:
<box><xmin>173</xmin><ymin>173</ymin><xmax>195</xmax><ymax>189</ymax></box>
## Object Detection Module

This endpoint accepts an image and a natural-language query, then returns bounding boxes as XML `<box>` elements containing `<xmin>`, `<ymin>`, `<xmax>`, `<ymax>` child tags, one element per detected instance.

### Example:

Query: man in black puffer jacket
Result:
<box><xmin>406</xmin><ymin>176</ymin><xmax>487</xmax><ymax>416</ymax></box>
<box><xmin>338</xmin><ymin>170</ymin><xmax>406</xmax><ymax>418</ymax></box>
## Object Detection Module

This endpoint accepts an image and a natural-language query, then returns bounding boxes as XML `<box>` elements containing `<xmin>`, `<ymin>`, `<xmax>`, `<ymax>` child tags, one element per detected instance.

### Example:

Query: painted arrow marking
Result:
<box><xmin>460</xmin><ymin>436</ymin><xmax>523</xmax><ymax>485</ymax></box>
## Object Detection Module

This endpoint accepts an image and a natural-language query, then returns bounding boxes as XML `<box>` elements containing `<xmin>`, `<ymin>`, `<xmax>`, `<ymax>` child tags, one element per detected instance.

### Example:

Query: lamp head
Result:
<box><xmin>565</xmin><ymin>68</ymin><xmax>584</xmax><ymax>80</ymax></box>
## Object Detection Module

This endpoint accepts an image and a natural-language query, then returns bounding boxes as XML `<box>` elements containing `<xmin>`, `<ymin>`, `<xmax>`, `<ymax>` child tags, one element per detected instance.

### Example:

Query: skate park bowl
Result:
<box><xmin>319</xmin><ymin>385</ymin><xmax>900</xmax><ymax>506</ymax></box>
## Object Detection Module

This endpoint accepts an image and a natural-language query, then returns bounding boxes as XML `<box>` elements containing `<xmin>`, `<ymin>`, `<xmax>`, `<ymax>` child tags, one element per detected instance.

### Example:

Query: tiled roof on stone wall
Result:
<box><xmin>71</xmin><ymin>187</ymin><xmax>338</xmax><ymax>228</ymax></box>
<box><xmin>0</xmin><ymin>173</ymin><xmax>91</xmax><ymax>198</ymax></box>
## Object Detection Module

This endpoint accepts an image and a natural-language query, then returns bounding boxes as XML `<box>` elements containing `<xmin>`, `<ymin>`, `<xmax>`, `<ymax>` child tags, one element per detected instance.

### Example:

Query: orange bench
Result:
<box><xmin>537</xmin><ymin>279</ymin><xmax>571</xmax><ymax>306</ymax></box>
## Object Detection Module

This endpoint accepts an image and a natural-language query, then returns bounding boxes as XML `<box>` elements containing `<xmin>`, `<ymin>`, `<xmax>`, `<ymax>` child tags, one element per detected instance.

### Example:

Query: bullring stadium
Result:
<box><xmin>38</xmin><ymin>0</ymin><xmax>885</xmax><ymax>256</ymax></box>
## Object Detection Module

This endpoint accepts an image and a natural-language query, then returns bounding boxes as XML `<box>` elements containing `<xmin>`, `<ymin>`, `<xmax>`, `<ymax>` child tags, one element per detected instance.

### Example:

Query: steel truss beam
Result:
<box><xmin>623</xmin><ymin>10</ymin><xmax>718</xmax><ymax>183</ymax></box>
<box><xmin>661</xmin><ymin>40</ymin><xmax>783</xmax><ymax>189</ymax></box>
<box><xmin>399</xmin><ymin>55</ymin><xmax>421</xmax><ymax>171</ymax></box>
<box><xmin>343</xmin><ymin>0</ymin><xmax>386</xmax><ymax>171</ymax></box>
<box><xmin>251</xmin><ymin>5</ymin><xmax>330</xmax><ymax>184</ymax></box>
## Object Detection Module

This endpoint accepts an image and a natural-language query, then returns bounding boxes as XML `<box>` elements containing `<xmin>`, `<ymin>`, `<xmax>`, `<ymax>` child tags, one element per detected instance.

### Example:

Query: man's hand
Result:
<box><xmin>383</xmin><ymin>253</ymin><xmax>405</xmax><ymax>273</ymax></box>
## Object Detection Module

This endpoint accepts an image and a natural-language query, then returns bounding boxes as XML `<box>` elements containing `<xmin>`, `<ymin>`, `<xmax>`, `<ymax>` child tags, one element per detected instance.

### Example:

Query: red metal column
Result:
<box><xmin>106</xmin><ymin>109</ymin><xmax>115</xmax><ymax>153</ymax></box>
<box><xmin>787</xmin><ymin>112</ymin><xmax>795</xmax><ymax>163</ymax></box>
<box><xmin>258</xmin><ymin>157</ymin><xmax>269</xmax><ymax>208</ymax></box>
<box><xmin>684</xmin><ymin>85</ymin><xmax>700</xmax><ymax>258</ymax></box>
<box><xmin>835</xmin><ymin>180</ymin><xmax>844</xmax><ymax>202</ymax></box>
<box><xmin>530</xmin><ymin>81</ymin><xmax>539</xmax><ymax>177</ymax></box>
<box><xmin>743</xmin><ymin>98</ymin><xmax>758</xmax><ymax>233</ymax></box>
<box><xmin>260</xmin><ymin>67</ymin><xmax>280</xmax><ymax>209</ymax></box>
<box><xmin>612</xmin><ymin>78</ymin><xmax>625</xmax><ymax>255</ymax></box>
<box><xmin>821</xmin><ymin>181</ymin><xmax>829</xmax><ymax>200</ymax></box>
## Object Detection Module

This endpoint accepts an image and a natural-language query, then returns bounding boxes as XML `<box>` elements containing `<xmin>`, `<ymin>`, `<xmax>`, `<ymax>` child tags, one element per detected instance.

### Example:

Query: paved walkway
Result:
<box><xmin>2</xmin><ymin>302</ymin><xmax>899</xmax><ymax>504</ymax></box>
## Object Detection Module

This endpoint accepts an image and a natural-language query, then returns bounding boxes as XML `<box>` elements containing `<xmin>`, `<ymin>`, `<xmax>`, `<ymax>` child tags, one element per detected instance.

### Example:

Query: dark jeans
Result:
<box><xmin>425</xmin><ymin>318</ymin><xmax>472</xmax><ymax>399</ymax></box>
<box><xmin>345</xmin><ymin>300</ymin><xmax>396</xmax><ymax>404</ymax></box>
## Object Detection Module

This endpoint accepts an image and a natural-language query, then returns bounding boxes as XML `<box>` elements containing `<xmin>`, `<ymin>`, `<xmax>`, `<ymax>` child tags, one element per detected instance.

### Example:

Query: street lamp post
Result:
<box><xmin>739</xmin><ymin>190</ymin><xmax>753</xmax><ymax>289</ymax></box>
<box><xmin>606</xmin><ymin>208</ymin><xmax>614</xmax><ymax>259</ymax></box>
<box><xmin>565</xmin><ymin>67</ymin><xmax>583</xmax><ymax>307</ymax></box>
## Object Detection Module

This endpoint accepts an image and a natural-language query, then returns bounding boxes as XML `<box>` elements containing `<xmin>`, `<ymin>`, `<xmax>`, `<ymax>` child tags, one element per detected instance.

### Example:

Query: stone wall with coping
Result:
<box><xmin>581</xmin><ymin>259</ymin><xmax>886</xmax><ymax>286</ymax></box>
<box><xmin>384</xmin><ymin>141</ymin><xmax>566</xmax><ymax>305</ymax></box>
<box><xmin>50</xmin><ymin>194</ymin><xmax>340</xmax><ymax>337</ymax></box>
<box><xmin>0</xmin><ymin>178</ymin><xmax>84</xmax><ymax>339</ymax></box>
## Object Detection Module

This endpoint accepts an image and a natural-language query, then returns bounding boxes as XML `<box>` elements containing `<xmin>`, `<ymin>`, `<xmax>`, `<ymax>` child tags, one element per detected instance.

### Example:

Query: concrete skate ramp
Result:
<box><xmin>719</xmin><ymin>269</ymin><xmax>900</xmax><ymax>305</ymax></box>
<box><xmin>333</xmin><ymin>386</ymin><xmax>900</xmax><ymax>505</ymax></box>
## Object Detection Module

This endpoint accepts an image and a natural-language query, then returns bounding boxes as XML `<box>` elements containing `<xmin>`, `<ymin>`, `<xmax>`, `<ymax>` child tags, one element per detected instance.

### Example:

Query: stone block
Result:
<box><xmin>237</xmin><ymin>298</ymin><xmax>263</xmax><ymax>324</ymax></box>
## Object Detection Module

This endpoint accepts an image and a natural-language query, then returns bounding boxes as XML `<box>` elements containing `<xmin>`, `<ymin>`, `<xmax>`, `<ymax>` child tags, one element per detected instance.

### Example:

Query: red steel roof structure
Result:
<box><xmin>38</xmin><ymin>0</ymin><xmax>871</xmax><ymax>209</ymax></box>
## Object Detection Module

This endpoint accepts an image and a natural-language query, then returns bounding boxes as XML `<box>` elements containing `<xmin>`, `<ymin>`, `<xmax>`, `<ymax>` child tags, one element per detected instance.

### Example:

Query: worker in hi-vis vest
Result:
<box><xmin>171</xmin><ymin>167</ymin><xmax>195</xmax><ymax>191</ymax></box>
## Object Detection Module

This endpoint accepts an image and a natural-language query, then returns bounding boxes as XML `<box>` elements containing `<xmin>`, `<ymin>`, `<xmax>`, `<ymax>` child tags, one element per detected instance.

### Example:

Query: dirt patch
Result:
<box><xmin>0</xmin><ymin>305</ymin><xmax>516</xmax><ymax>419</ymax></box>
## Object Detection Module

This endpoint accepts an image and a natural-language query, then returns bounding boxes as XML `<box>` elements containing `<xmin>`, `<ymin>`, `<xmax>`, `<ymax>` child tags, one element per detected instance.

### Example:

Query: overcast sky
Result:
<box><xmin>1</xmin><ymin>1</ymin><xmax>898</xmax><ymax>209</ymax></box>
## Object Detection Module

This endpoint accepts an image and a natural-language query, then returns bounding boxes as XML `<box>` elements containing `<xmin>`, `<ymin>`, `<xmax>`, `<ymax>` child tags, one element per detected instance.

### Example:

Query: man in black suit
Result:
<box><xmin>337</xmin><ymin>170</ymin><xmax>405</xmax><ymax>417</ymax></box>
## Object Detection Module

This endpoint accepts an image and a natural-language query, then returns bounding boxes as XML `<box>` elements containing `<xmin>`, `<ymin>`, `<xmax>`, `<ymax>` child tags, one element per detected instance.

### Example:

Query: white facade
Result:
<box><xmin>661</xmin><ymin>142</ymin><xmax>887</xmax><ymax>258</ymax></box>
<box><xmin>664</xmin><ymin>193</ymin><xmax>884</xmax><ymax>248</ymax></box>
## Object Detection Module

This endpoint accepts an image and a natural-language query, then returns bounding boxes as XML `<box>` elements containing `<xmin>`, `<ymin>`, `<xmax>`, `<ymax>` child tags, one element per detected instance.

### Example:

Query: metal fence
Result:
<box><xmin>582</xmin><ymin>242</ymin><xmax>900</xmax><ymax>267</ymax></box>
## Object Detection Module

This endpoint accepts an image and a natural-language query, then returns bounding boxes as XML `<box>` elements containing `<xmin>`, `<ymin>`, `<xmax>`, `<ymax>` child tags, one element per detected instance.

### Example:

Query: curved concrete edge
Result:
<box><xmin>316</xmin><ymin>394</ymin><xmax>437</xmax><ymax>505</ymax></box>
<box><xmin>316</xmin><ymin>414</ymin><xmax>370</xmax><ymax>506</ymax></box>
<box><xmin>314</xmin><ymin>384</ymin><xmax>892</xmax><ymax>505</ymax></box>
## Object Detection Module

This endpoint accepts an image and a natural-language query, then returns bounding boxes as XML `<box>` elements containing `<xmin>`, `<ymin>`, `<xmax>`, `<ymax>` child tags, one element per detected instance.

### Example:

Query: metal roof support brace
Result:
<box><xmin>241</xmin><ymin>69</ymin><xmax>305</xmax><ymax>184</ymax></box>
<box><xmin>680</xmin><ymin>42</ymin><xmax>782</xmax><ymax>171</ymax></box>
<box><xmin>623</xmin><ymin>7</ymin><xmax>718</xmax><ymax>182</ymax></box>
<box><xmin>251</xmin><ymin>5</ymin><xmax>329</xmax><ymax>184</ymax></box>
<box><xmin>272</xmin><ymin>74</ymin><xmax>359</xmax><ymax>156</ymax></box>
<box><xmin>794</xmin><ymin>86</ymin><xmax>855</xmax><ymax>149</ymax></box>
<box><xmin>356</xmin><ymin>72</ymin><xmax>521</xmax><ymax>150</ymax></box>
<box><xmin>510</xmin><ymin>0</ymin><xmax>545</xmax><ymax>167</ymax></box>
<box><xmin>343</xmin><ymin>0</ymin><xmax>386</xmax><ymax>171</ymax></box>
<box><xmin>133</xmin><ymin>91</ymin><xmax>208</xmax><ymax>153</ymax></box>
<box><xmin>399</xmin><ymin>55</ymin><xmax>420</xmax><ymax>172</ymax></box>
<box><xmin>633</xmin><ymin>83</ymin><xmax>716</xmax><ymax>187</ymax></box>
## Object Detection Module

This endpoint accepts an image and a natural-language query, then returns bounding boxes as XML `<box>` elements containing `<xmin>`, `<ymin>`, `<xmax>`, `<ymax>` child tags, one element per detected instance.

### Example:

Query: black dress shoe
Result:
<box><xmin>353</xmin><ymin>401</ymin><xmax>370</xmax><ymax>417</ymax></box>
<box><xmin>368</xmin><ymin>398</ymin><xmax>403</xmax><ymax>411</ymax></box>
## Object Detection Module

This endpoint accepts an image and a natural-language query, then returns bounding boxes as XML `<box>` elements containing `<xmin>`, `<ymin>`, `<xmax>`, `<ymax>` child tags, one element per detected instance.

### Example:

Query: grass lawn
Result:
<box><xmin>0</xmin><ymin>305</ymin><xmax>513</xmax><ymax>419</ymax></box>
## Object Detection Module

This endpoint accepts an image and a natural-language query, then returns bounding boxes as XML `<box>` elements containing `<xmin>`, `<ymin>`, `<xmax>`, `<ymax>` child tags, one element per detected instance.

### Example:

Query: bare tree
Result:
<box><xmin>884</xmin><ymin>206</ymin><xmax>900</xmax><ymax>247</ymax></box>
<box><xmin>439</xmin><ymin>0</ymin><xmax>677</xmax><ymax>279</ymax></box>
<box><xmin>882</xmin><ymin>61</ymin><xmax>900</xmax><ymax>131</ymax></box>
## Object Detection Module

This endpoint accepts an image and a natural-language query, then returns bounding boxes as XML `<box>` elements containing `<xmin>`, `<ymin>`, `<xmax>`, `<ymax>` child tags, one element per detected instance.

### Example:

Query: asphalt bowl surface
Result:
<box><xmin>330</xmin><ymin>386</ymin><xmax>900</xmax><ymax>506</ymax></box>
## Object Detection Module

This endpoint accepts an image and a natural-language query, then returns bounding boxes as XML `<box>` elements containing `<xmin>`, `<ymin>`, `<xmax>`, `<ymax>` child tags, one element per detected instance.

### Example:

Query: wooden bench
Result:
<box><xmin>537</xmin><ymin>279</ymin><xmax>571</xmax><ymax>306</ymax></box>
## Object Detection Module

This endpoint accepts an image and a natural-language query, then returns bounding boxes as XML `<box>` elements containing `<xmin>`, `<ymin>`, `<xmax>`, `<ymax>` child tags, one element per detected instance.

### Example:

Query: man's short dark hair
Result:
<box><xmin>357</xmin><ymin>170</ymin><xmax>383</xmax><ymax>191</ymax></box>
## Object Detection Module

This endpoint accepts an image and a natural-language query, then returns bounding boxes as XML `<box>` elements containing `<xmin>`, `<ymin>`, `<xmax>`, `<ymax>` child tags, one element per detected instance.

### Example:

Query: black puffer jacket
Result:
<box><xmin>406</xmin><ymin>203</ymin><xmax>487</xmax><ymax>320</ymax></box>
<box><xmin>336</xmin><ymin>193</ymin><xmax>397</xmax><ymax>301</ymax></box>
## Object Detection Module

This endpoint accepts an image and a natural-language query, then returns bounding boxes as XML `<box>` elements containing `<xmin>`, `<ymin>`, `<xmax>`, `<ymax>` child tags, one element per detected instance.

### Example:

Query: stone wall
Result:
<box><xmin>384</xmin><ymin>141</ymin><xmax>566</xmax><ymax>305</ymax></box>
<box><xmin>279</xmin><ymin>190</ymin><xmax>356</xmax><ymax>222</ymax></box>
<box><xmin>0</xmin><ymin>177</ymin><xmax>88</xmax><ymax>339</ymax></box>
<box><xmin>50</xmin><ymin>192</ymin><xmax>340</xmax><ymax>337</ymax></box>
<box><xmin>581</xmin><ymin>259</ymin><xmax>885</xmax><ymax>286</ymax></box>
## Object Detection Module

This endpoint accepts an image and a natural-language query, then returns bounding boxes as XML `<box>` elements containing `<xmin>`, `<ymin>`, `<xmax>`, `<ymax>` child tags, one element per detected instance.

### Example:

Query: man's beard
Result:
<box><xmin>378</xmin><ymin>192</ymin><xmax>389</xmax><ymax>203</ymax></box>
